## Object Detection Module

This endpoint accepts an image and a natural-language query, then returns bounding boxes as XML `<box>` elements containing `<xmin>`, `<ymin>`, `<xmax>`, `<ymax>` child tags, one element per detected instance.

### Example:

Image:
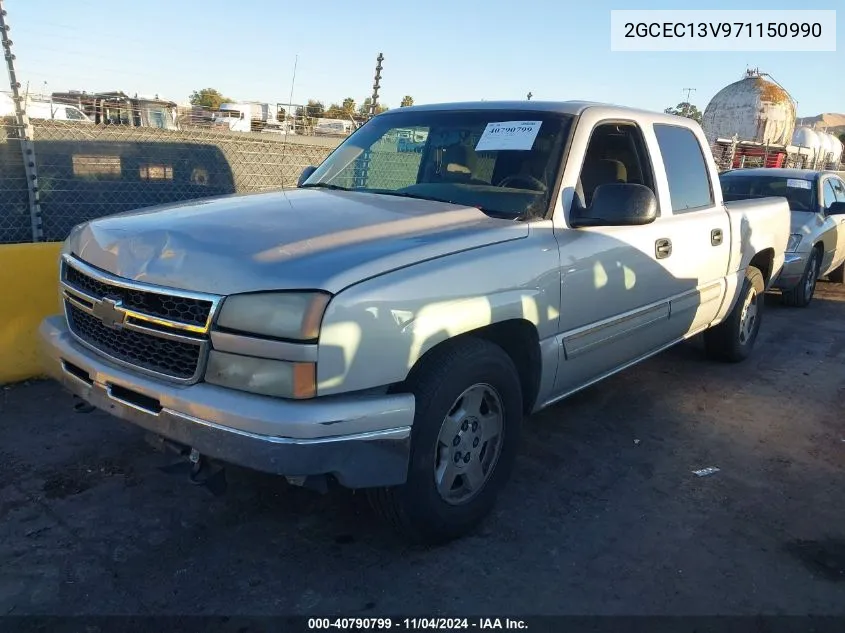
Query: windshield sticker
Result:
<box><xmin>475</xmin><ymin>121</ymin><xmax>542</xmax><ymax>152</ymax></box>
<box><xmin>786</xmin><ymin>179</ymin><xmax>811</xmax><ymax>190</ymax></box>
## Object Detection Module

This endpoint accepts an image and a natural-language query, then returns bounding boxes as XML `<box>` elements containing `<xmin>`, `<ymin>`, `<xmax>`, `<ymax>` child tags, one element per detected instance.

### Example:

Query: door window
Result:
<box><xmin>653</xmin><ymin>124</ymin><xmax>713</xmax><ymax>212</ymax></box>
<box><xmin>830</xmin><ymin>177</ymin><xmax>845</xmax><ymax>203</ymax></box>
<box><xmin>574</xmin><ymin>121</ymin><xmax>656</xmax><ymax>213</ymax></box>
<box><xmin>823</xmin><ymin>180</ymin><xmax>837</xmax><ymax>211</ymax></box>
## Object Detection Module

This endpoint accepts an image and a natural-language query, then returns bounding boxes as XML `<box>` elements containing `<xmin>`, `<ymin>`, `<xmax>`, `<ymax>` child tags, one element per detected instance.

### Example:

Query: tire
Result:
<box><xmin>704</xmin><ymin>265</ymin><xmax>765</xmax><ymax>363</ymax></box>
<box><xmin>828</xmin><ymin>261</ymin><xmax>845</xmax><ymax>284</ymax></box>
<box><xmin>782</xmin><ymin>248</ymin><xmax>821</xmax><ymax>307</ymax></box>
<box><xmin>367</xmin><ymin>337</ymin><xmax>523</xmax><ymax>544</ymax></box>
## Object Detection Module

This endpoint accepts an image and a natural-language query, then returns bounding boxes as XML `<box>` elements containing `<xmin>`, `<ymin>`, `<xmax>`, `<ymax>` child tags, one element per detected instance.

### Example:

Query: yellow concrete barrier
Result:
<box><xmin>0</xmin><ymin>242</ymin><xmax>63</xmax><ymax>384</ymax></box>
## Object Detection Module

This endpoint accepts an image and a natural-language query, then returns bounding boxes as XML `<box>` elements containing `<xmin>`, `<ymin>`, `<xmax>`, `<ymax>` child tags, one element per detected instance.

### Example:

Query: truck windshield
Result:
<box><xmin>303</xmin><ymin>109</ymin><xmax>573</xmax><ymax>218</ymax></box>
<box><xmin>720</xmin><ymin>173</ymin><xmax>817</xmax><ymax>212</ymax></box>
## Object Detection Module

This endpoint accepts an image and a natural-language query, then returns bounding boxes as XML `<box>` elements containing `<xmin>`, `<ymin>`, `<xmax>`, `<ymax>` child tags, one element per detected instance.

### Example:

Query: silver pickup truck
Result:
<box><xmin>40</xmin><ymin>101</ymin><xmax>791</xmax><ymax>543</ymax></box>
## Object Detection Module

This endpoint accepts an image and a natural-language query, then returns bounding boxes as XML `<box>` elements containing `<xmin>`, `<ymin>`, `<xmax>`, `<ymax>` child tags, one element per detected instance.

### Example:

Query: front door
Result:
<box><xmin>825</xmin><ymin>176</ymin><xmax>845</xmax><ymax>271</ymax></box>
<box><xmin>551</xmin><ymin>118</ymin><xmax>688</xmax><ymax>396</ymax></box>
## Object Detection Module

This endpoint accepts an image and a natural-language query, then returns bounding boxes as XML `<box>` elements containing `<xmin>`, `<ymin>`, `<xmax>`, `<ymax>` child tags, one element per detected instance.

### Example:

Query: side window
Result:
<box><xmin>823</xmin><ymin>180</ymin><xmax>837</xmax><ymax>210</ymax></box>
<box><xmin>575</xmin><ymin>121</ymin><xmax>655</xmax><ymax>211</ymax></box>
<box><xmin>653</xmin><ymin>124</ymin><xmax>714</xmax><ymax>212</ymax></box>
<box><xmin>830</xmin><ymin>177</ymin><xmax>845</xmax><ymax>203</ymax></box>
<box><xmin>65</xmin><ymin>107</ymin><xmax>85</xmax><ymax>121</ymax></box>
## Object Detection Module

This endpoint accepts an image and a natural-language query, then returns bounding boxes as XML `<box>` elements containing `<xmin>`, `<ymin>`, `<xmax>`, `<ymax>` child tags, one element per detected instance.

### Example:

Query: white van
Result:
<box><xmin>0</xmin><ymin>93</ymin><xmax>92</xmax><ymax>122</ymax></box>
<box><xmin>314</xmin><ymin>118</ymin><xmax>353</xmax><ymax>136</ymax></box>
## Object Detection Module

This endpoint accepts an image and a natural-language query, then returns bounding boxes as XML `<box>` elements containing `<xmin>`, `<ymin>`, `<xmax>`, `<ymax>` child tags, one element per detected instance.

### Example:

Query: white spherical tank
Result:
<box><xmin>825</xmin><ymin>133</ymin><xmax>843</xmax><ymax>163</ymax></box>
<box><xmin>818</xmin><ymin>133</ymin><xmax>835</xmax><ymax>161</ymax></box>
<box><xmin>791</xmin><ymin>127</ymin><xmax>822</xmax><ymax>150</ymax></box>
<box><xmin>702</xmin><ymin>70</ymin><xmax>797</xmax><ymax>145</ymax></box>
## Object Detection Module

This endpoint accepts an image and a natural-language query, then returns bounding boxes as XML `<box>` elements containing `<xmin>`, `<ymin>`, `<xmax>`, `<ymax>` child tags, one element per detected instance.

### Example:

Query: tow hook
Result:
<box><xmin>186</xmin><ymin>449</ymin><xmax>228</xmax><ymax>495</ymax></box>
<box><xmin>153</xmin><ymin>439</ymin><xmax>227</xmax><ymax>496</ymax></box>
<box><xmin>72</xmin><ymin>395</ymin><xmax>95</xmax><ymax>414</ymax></box>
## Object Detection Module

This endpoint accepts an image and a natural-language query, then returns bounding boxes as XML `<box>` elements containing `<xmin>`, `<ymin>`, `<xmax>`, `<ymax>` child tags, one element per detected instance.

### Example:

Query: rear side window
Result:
<box><xmin>653</xmin><ymin>124</ymin><xmax>714</xmax><ymax>212</ymax></box>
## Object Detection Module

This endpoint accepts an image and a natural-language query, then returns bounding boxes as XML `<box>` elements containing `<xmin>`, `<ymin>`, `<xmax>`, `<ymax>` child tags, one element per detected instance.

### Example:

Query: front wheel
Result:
<box><xmin>367</xmin><ymin>337</ymin><xmax>523</xmax><ymax>544</ymax></box>
<box><xmin>782</xmin><ymin>248</ymin><xmax>821</xmax><ymax>307</ymax></box>
<box><xmin>704</xmin><ymin>265</ymin><xmax>765</xmax><ymax>363</ymax></box>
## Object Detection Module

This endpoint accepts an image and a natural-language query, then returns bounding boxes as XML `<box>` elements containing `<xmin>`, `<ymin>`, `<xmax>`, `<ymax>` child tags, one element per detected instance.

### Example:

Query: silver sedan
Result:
<box><xmin>720</xmin><ymin>168</ymin><xmax>845</xmax><ymax>307</ymax></box>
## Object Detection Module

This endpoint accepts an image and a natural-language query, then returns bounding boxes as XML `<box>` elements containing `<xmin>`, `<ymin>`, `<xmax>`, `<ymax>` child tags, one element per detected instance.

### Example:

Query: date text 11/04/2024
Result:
<box><xmin>624</xmin><ymin>22</ymin><xmax>822</xmax><ymax>38</ymax></box>
<box><xmin>307</xmin><ymin>618</ymin><xmax>529</xmax><ymax>630</ymax></box>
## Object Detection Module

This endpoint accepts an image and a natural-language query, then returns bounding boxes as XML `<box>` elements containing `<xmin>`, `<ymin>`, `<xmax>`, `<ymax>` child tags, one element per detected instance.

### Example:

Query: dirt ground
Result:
<box><xmin>1</xmin><ymin>283</ymin><xmax>844</xmax><ymax>617</ymax></box>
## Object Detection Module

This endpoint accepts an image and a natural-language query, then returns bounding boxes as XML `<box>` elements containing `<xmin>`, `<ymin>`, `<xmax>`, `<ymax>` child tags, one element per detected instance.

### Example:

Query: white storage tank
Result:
<box><xmin>791</xmin><ymin>126</ymin><xmax>822</xmax><ymax>151</ymax></box>
<box><xmin>824</xmin><ymin>133</ymin><xmax>843</xmax><ymax>164</ymax></box>
<box><xmin>702</xmin><ymin>69</ymin><xmax>797</xmax><ymax>145</ymax></box>
<box><xmin>818</xmin><ymin>133</ymin><xmax>835</xmax><ymax>162</ymax></box>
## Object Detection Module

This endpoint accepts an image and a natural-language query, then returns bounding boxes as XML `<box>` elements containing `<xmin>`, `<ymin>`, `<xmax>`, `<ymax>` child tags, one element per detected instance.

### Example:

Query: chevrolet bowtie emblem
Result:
<box><xmin>92</xmin><ymin>297</ymin><xmax>126</xmax><ymax>329</ymax></box>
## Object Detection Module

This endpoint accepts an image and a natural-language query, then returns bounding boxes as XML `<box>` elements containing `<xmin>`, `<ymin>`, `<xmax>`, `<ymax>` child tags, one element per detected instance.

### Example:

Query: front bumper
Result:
<box><xmin>39</xmin><ymin>316</ymin><xmax>415</xmax><ymax>488</ymax></box>
<box><xmin>772</xmin><ymin>252</ymin><xmax>808</xmax><ymax>290</ymax></box>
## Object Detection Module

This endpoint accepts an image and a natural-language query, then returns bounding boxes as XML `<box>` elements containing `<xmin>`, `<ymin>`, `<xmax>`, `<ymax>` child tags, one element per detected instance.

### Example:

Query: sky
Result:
<box><xmin>6</xmin><ymin>0</ymin><xmax>844</xmax><ymax>118</ymax></box>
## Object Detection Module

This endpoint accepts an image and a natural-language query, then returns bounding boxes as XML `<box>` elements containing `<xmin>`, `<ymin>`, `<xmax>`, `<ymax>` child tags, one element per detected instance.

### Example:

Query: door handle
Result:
<box><xmin>655</xmin><ymin>238</ymin><xmax>672</xmax><ymax>259</ymax></box>
<box><xmin>711</xmin><ymin>228</ymin><xmax>723</xmax><ymax>246</ymax></box>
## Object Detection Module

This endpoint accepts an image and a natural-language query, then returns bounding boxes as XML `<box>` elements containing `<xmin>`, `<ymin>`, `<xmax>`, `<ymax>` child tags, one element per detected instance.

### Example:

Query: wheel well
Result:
<box><xmin>469</xmin><ymin>320</ymin><xmax>541</xmax><ymax>414</ymax></box>
<box><xmin>749</xmin><ymin>248</ymin><xmax>774</xmax><ymax>286</ymax></box>
<box><xmin>403</xmin><ymin>319</ymin><xmax>542</xmax><ymax>415</ymax></box>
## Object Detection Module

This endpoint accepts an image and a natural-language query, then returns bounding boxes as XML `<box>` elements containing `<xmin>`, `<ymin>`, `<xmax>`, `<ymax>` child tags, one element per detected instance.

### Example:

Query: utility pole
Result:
<box><xmin>527</xmin><ymin>91</ymin><xmax>533</xmax><ymax>101</ymax></box>
<box><xmin>369</xmin><ymin>53</ymin><xmax>384</xmax><ymax>117</ymax></box>
<box><xmin>682</xmin><ymin>87</ymin><xmax>696</xmax><ymax>117</ymax></box>
<box><xmin>0</xmin><ymin>0</ymin><xmax>42</xmax><ymax>242</ymax></box>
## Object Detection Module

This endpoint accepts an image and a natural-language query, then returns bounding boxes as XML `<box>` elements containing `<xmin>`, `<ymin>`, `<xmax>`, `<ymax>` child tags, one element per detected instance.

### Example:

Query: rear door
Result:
<box><xmin>649</xmin><ymin>124</ymin><xmax>731</xmax><ymax>337</ymax></box>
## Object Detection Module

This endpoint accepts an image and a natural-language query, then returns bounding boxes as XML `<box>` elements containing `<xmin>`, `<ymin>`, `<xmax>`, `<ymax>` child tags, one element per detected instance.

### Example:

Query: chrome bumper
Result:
<box><xmin>772</xmin><ymin>252</ymin><xmax>807</xmax><ymax>290</ymax></box>
<box><xmin>39</xmin><ymin>316</ymin><xmax>414</xmax><ymax>488</ymax></box>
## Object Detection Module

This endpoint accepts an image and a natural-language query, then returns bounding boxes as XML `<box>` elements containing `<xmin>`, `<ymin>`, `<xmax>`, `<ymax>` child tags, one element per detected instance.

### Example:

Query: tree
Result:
<box><xmin>664</xmin><ymin>102</ymin><xmax>702</xmax><ymax>124</ymax></box>
<box><xmin>400</xmin><ymin>95</ymin><xmax>414</xmax><ymax>107</ymax></box>
<box><xmin>189</xmin><ymin>88</ymin><xmax>231</xmax><ymax>110</ymax></box>
<box><xmin>358</xmin><ymin>98</ymin><xmax>373</xmax><ymax>116</ymax></box>
<box><xmin>324</xmin><ymin>103</ymin><xmax>348</xmax><ymax>119</ymax></box>
<box><xmin>342</xmin><ymin>97</ymin><xmax>356</xmax><ymax>115</ymax></box>
<box><xmin>839</xmin><ymin>133</ymin><xmax>845</xmax><ymax>146</ymax></box>
<box><xmin>305</xmin><ymin>99</ymin><xmax>325</xmax><ymax>119</ymax></box>
<box><xmin>356</xmin><ymin>97</ymin><xmax>389</xmax><ymax>117</ymax></box>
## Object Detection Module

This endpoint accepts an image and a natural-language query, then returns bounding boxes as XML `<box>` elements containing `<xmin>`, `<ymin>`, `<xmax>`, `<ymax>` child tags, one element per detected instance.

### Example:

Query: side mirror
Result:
<box><xmin>297</xmin><ymin>165</ymin><xmax>317</xmax><ymax>188</ymax></box>
<box><xmin>571</xmin><ymin>183</ymin><xmax>658</xmax><ymax>227</ymax></box>
<box><xmin>827</xmin><ymin>201</ymin><xmax>845</xmax><ymax>216</ymax></box>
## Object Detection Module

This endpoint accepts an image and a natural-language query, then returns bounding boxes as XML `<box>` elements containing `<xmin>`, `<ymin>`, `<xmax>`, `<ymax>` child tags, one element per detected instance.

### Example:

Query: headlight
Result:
<box><xmin>205</xmin><ymin>351</ymin><xmax>316</xmax><ymax>399</ymax></box>
<box><xmin>216</xmin><ymin>292</ymin><xmax>331</xmax><ymax>340</ymax></box>
<box><xmin>786</xmin><ymin>234</ymin><xmax>802</xmax><ymax>252</ymax></box>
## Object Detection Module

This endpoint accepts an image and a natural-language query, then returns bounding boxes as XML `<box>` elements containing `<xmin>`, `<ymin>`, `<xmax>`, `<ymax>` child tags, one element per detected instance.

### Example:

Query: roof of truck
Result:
<box><xmin>380</xmin><ymin>100</ymin><xmax>677</xmax><ymax>120</ymax></box>
<box><xmin>719</xmin><ymin>168</ymin><xmax>825</xmax><ymax>180</ymax></box>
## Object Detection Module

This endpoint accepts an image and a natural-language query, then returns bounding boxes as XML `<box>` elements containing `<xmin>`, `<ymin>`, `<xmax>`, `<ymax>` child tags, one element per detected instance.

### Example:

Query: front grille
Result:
<box><xmin>64</xmin><ymin>264</ymin><xmax>212</xmax><ymax>327</ymax></box>
<box><xmin>66</xmin><ymin>302</ymin><xmax>202</xmax><ymax>380</ymax></box>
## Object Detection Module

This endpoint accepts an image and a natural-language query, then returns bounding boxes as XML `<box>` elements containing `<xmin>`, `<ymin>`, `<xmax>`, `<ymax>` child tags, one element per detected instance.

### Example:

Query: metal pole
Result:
<box><xmin>370</xmin><ymin>53</ymin><xmax>384</xmax><ymax>117</ymax></box>
<box><xmin>0</xmin><ymin>0</ymin><xmax>42</xmax><ymax>242</ymax></box>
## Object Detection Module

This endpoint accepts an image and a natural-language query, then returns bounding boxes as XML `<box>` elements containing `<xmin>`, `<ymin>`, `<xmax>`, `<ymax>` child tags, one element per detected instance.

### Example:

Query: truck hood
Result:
<box><xmin>68</xmin><ymin>189</ymin><xmax>527</xmax><ymax>295</ymax></box>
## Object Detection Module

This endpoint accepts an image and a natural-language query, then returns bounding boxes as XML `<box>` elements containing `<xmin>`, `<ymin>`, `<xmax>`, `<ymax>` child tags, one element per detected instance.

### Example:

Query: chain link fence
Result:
<box><xmin>0</xmin><ymin>118</ymin><xmax>339</xmax><ymax>244</ymax></box>
<box><xmin>0</xmin><ymin>119</ymin><xmax>31</xmax><ymax>243</ymax></box>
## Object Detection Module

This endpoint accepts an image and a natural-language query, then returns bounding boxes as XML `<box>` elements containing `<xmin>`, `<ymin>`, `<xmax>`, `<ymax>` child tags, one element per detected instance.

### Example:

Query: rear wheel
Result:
<box><xmin>828</xmin><ymin>261</ymin><xmax>845</xmax><ymax>284</ymax></box>
<box><xmin>782</xmin><ymin>248</ymin><xmax>821</xmax><ymax>307</ymax></box>
<box><xmin>368</xmin><ymin>337</ymin><xmax>523</xmax><ymax>544</ymax></box>
<box><xmin>704</xmin><ymin>265</ymin><xmax>764</xmax><ymax>363</ymax></box>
